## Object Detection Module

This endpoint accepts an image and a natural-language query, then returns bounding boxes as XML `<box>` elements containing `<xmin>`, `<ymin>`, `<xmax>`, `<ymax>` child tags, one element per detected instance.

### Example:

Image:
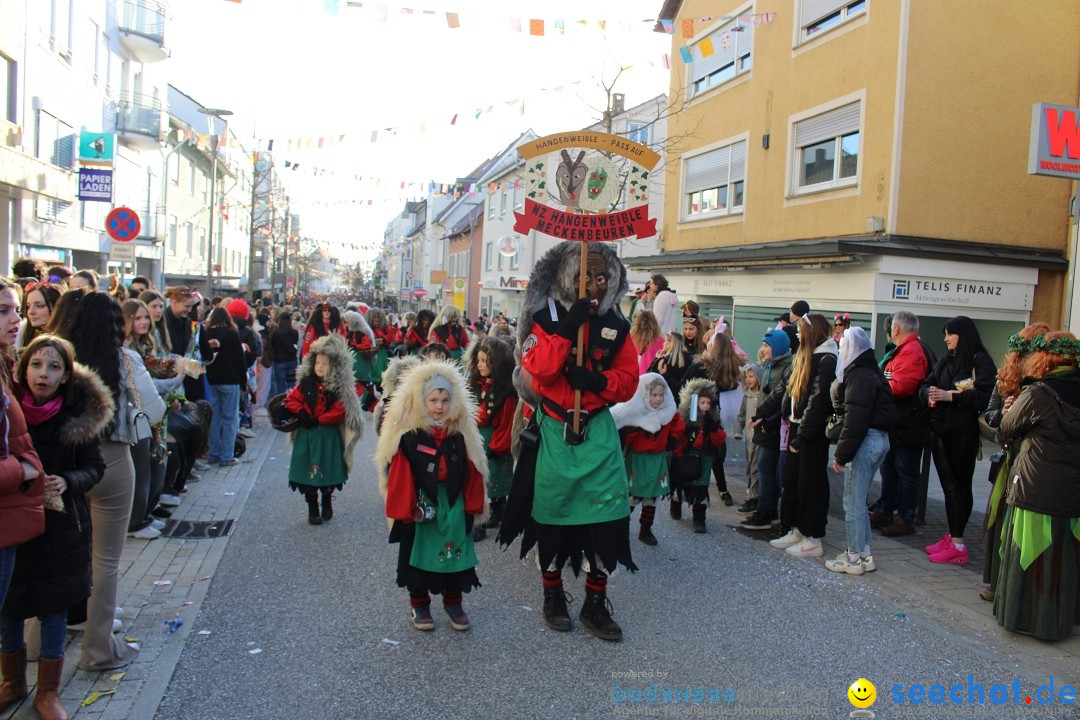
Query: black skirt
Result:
<box><xmin>390</xmin><ymin>521</ymin><xmax>480</xmax><ymax>595</ymax></box>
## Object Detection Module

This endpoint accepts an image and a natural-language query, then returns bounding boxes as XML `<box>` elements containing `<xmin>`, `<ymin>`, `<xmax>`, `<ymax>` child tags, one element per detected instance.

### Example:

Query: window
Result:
<box><xmin>81</xmin><ymin>201</ymin><xmax>106</xmax><ymax>230</ymax></box>
<box><xmin>487</xmin><ymin>193</ymin><xmax>495</xmax><ymax>219</ymax></box>
<box><xmin>682</xmin><ymin>140</ymin><xmax>746</xmax><ymax>220</ymax></box>
<box><xmin>201</xmin><ymin>173</ymin><xmax>208</xmax><ymax>202</ymax></box>
<box><xmin>514</xmin><ymin>185</ymin><xmax>523</xmax><ymax>210</ymax></box>
<box><xmin>626</xmin><ymin>123</ymin><xmax>650</xmax><ymax>146</ymax></box>
<box><xmin>35</xmin><ymin>110</ymin><xmax>73</xmax><ymax>222</ymax></box>
<box><xmin>198</xmin><ymin>228</ymin><xmax>206</xmax><ymax>258</ymax></box>
<box><xmin>484</xmin><ymin>241</ymin><xmax>493</xmax><ymax>270</ymax></box>
<box><xmin>169</xmin><ymin>154</ymin><xmax>179</xmax><ymax>184</ymax></box>
<box><xmin>688</xmin><ymin>16</ymin><xmax>753</xmax><ymax>98</ymax></box>
<box><xmin>793</xmin><ymin>101</ymin><xmax>860</xmax><ymax>193</ymax></box>
<box><xmin>510</xmin><ymin>249</ymin><xmax>520</xmax><ymax>270</ymax></box>
<box><xmin>500</xmin><ymin>189</ymin><xmax>508</xmax><ymax>215</ymax></box>
<box><xmin>188</xmin><ymin>159</ymin><xmax>196</xmax><ymax>194</ymax></box>
<box><xmin>0</xmin><ymin>53</ymin><xmax>15</xmax><ymax>123</ymax></box>
<box><xmin>168</xmin><ymin>215</ymin><xmax>177</xmax><ymax>254</ymax></box>
<box><xmin>800</xmin><ymin>0</ymin><xmax>867</xmax><ymax>41</ymax></box>
<box><xmin>51</xmin><ymin>0</ymin><xmax>73</xmax><ymax>59</ymax></box>
<box><xmin>185</xmin><ymin>223</ymin><xmax>193</xmax><ymax>256</ymax></box>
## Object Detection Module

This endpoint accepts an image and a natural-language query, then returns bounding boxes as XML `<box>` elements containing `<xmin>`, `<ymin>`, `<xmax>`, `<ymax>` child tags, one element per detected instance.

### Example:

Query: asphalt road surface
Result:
<box><xmin>154</xmin><ymin>430</ymin><xmax>1075</xmax><ymax>720</ymax></box>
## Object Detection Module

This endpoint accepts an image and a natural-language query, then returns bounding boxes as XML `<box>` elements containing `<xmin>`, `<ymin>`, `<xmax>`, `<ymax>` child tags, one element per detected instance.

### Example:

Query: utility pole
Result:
<box><xmin>247</xmin><ymin>151</ymin><xmax>259</xmax><ymax>301</ymax></box>
<box><xmin>282</xmin><ymin>205</ymin><xmax>290</xmax><ymax>302</ymax></box>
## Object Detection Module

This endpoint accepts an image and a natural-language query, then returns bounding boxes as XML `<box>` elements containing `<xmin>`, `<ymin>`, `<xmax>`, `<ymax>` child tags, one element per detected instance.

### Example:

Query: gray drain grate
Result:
<box><xmin>161</xmin><ymin>519</ymin><xmax>235</xmax><ymax>539</ymax></box>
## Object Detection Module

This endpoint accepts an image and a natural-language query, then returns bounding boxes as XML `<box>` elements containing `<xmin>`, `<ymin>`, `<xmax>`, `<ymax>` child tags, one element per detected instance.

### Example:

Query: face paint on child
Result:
<box><xmin>314</xmin><ymin>353</ymin><xmax>330</xmax><ymax>379</ymax></box>
<box><xmin>425</xmin><ymin>389</ymin><xmax>451</xmax><ymax>421</ymax></box>
<box><xmin>648</xmin><ymin>383</ymin><xmax>666</xmax><ymax>409</ymax></box>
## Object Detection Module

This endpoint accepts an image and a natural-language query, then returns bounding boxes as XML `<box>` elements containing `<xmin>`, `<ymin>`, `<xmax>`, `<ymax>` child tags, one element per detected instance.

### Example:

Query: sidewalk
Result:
<box><xmin>1</xmin><ymin>414</ymin><xmax>278</xmax><ymax>720</ymax></box>
<box><xmin>714</xmin><ymin>437</ymin><xmax>1080</xmax><ymax>681</ymax></box>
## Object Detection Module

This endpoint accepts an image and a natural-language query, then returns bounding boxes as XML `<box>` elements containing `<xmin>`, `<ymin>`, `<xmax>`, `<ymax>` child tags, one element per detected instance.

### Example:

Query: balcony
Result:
<box><xmin>114</xmin><ymin>0</ymin><xmax>170</xmax><ymax>63</ymax></box>
<box><xmin>116</xmin><ymin>93</ymin><xmax>163</xmax><ymax>150</ymax></box>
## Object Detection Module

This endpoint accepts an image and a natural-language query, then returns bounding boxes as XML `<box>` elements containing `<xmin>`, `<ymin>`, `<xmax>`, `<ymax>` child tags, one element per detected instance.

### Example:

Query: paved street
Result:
<box><xmin>4</xmin><ymin>414</ymin><xmax>1079</xmax><ymax>720</ymax></box>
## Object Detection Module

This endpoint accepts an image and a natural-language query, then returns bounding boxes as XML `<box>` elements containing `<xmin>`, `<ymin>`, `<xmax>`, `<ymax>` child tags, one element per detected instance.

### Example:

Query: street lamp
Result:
<box><xmin>197</xmin><ymin>106</ymin><xmax>233</xmax><ymax>295</ymax></box>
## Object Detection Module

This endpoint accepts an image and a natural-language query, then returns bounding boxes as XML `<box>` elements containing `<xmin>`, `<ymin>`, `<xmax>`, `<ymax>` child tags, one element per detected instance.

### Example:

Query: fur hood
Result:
<box><xmin>429</xmin><ymin>305</ymin><xmax>463</xmax><ymax>337</ymax></box>
<box><xmin>366</xmin><ymin>307</ymin><xmax>389</xmax><ymax>334</ymax></box>
<box><xmin>295</xmin><ymin>333</ymin><xmax>364</xmax><ymax>464</ymax></box>
<box><xmin>342</xmin><ymin>310</ymin><xmax>374</xmax><ymax>343</ymax></box>
<box><xmin>58</xmin><ymin>363</ymin><xmax>115</xmax><ymax>445</ymax></box>
<box><xmin>374</xmin><ymin>360</ymin><xmax>488</xmax><ymax>499</ymax></box>
<box><xmin>373</xmin><ymin>355</ymin><xmax>421</xmax><ymax>434</ymax></box>
<box><xmin>611</xmin><ymin>372</ymin><xmax>676</xmax><ymax>433</ymax></box>
<box><xmin>678</xmin><ymin>377</ymin><xmax>719</xmax><ymax>424</ymax></box>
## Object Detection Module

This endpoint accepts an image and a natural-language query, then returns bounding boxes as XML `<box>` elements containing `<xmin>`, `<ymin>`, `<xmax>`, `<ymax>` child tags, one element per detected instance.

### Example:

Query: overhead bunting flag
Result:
<box><xmin>446</xmin><ymin>12</ymin><xmax>459</xmax><ymax>28</ymax></box>
<box><xmin>660</xmin><ymin>19</ymin><xmax>673</xmax><ymax>33</ymax></box>
<box><xmin>681</xmin><ymin>19</ymin><xmax>694</xmax><ymax>37</ymax></box>
<box><xmin>678</xmin><ymin>46</ymin><xmax>692</xmax><ymax>63</ymax></box>
<box><xmin>529</xmin><ymin>19</ymin><xmax>544</xmax><ymax>36</ymax></box>
<box><xmin>699</xmin><ymin>37</ymin><xmax>714</xmax><ymax>57</ymax></box>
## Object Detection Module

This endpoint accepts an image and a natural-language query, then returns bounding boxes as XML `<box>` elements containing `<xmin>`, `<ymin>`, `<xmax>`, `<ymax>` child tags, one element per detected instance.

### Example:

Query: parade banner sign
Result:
<box><xmin>514</xmin><ymin>131</ymin><xmax>660</xmax><ymax>241</ymax></box>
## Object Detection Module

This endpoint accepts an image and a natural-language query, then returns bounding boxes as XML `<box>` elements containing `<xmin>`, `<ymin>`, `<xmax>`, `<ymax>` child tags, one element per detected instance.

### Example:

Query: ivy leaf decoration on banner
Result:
<box><xmin>641</xmin><ymin>171</ymin><xmax>649</xmax><ymax>180</ymax></box>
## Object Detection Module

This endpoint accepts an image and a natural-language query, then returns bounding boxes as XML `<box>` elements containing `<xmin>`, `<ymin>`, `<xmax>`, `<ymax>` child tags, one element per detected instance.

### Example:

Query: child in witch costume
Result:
<box><xmin>342</xmin><ymin>310</ymin><xmax>378</xmax><ymax>411</ymax></box>
<box><xmin>670</xmin><ymin>379</ymin><xmax>726</xmax><ymax>533</ymax></box>
<box><xmin>367</xmin><ymin>308</ymin><xmax>395</xmax><ymax>392</ymax></box>
<box><xmin>376</xmin><ymin>362</ymin><xmax>488</xmax><ymax>632</ymax></box>
<box><xmin>497</xmin><ymin>242</ymin><xmax>638</xmax><ymax>642</ymax></box>
<box><xmin>428</xmin><ymin>306</ymin><xmax>470</xmax><ymax>362</ymax></box>
<box><xmin>285</xmin><ymin>334</ymin><xmax>363</xmax><ymax>525</ymax></box>
<box><xmin>465</xmin><ymin>337</ymin><xmax>518</xmax><ymax>541</ymax></box>
<box><xmin>611</xmin><ymin>372</ymin><xmax>683</xmax><ymax>546</ymax></box>
<box><xmin>404</xmin><ymin>310</ymin><xmax>435</xmax><ymax>355</ymax></box>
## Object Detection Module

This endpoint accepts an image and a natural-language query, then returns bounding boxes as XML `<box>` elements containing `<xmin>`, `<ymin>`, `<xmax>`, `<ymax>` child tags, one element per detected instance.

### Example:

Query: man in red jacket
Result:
<box><xmin>871</xmin><ymin>311</ymin><xmax>935</xmax><ymax>536</ymax></box>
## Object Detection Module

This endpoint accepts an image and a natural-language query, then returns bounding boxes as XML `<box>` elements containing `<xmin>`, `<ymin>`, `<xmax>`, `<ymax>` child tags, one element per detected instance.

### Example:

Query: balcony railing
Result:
<box><xmin>116</xmin><ymin>93</ymin><xmax>162</xmax><ymax>149</ymax></box>
<box><xmin>115</xmin><ymin>0</ymin><xmax>170</xmax><ymax>62</ymax></box>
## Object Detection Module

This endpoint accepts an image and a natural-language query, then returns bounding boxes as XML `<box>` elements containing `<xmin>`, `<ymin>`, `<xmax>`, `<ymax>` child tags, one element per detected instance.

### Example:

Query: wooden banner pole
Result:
<box><xmin>572</xmin><ymin>238</ymin><xmax>587</xmax><ymax>434</ymax></box>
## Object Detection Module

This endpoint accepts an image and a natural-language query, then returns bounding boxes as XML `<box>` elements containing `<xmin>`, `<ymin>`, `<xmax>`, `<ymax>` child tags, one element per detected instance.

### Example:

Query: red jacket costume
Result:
<box><xmin>674</xmin><ymin>419</ymin><xmax>726</xmax><ymax>457</ymax></box>
<box><xmin>284</xmin><ymin>380</ymin><xmax>346</xmax><ymax>426</ymax></box>
<box><xmin>346</xmin><ymin>330</ymin><xmax>374</xmax><ymax>356</ymax></box>
<box><xmin>473</xmin><ymin>377</ymin><xmax>517</xmax><ymax>455</ymax></box>
<box><xmin>385</xmin><ymin>426</ymin><xmax>484</xmax><ymax>522</ymax></box>
<box><xmin>404</xmin><ymin>327</ymin><xmax>428</xmax><ymax>351</ymax></box>
<box><xmin>372</xmin><ymin>326</ymin><xmax>397</xmax><ymax>349</ymax></box>
<box><xmin>623</xmin><ymin>412</ymin><xmax>685</xmax><ymax>454</ymax></box>
<box><xmin>0</xmin><ymin>385</ymin><xmax>45</xmax><ymax>549</ymax></box>
<box><xmin>431</xmin><ymin>324</ymin><xmax>469</xmax><ymax>351</ymax></box>
<box><xmin>301</xmin><ymin>324</ymin><xmax>346</xmax><ymax>358</ymax></box>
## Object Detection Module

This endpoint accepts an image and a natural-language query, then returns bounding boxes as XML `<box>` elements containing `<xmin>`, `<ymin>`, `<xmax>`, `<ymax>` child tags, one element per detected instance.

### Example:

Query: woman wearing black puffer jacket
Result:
<box><xmin>826</xmin><ymin>328</ymin><xmax>894</xmax><ymax>576</ymax></box>
<box><xmin>0</xmin><ymin>335</ymin><xmax>111</xmax><ymax>720</ymax></box>
<box><xmin>761</xmin><ymin>314</ymin><xmax>837</xmax><ymax>559</ymax></box>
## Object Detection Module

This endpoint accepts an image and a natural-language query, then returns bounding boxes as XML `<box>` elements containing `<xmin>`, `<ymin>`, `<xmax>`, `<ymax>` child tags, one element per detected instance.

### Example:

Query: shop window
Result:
<box><xmin>800</xmin><ymin>0</ymin><xmax>867</xmax><ymax>42</ymax></box>
<box><xmin>682</xmin><ymin>139</ymin><xmax>746</xmax><ymax>220</ymax></box>
<box><xmin>688</xmin><ymin>15</ymin><xmax>753</xmax><ymax>99</ymax></box>
<box><xmin>792</xmin><ymin>101</ymin><xmax>860</xmax><ymax>193</ymax></box>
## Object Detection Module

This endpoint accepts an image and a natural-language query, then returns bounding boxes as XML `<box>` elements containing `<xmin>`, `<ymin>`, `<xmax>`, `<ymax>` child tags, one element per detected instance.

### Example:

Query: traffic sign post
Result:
<box><xmin>106</xmin><ymin>207</ymin><xmax>141</xmax><ymax>242</ymax></box>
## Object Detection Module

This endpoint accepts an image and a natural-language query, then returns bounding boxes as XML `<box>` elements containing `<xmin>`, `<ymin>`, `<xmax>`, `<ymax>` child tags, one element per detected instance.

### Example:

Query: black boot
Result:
<box><xmin>542</xmin><ymin>585</ymin><xmax>572</xmax><ymax>632</ymax></box>
<box><xmin>720</xmin><ymin>492</ymin><xmax>733</xmax><ymax>506</ymax></box>
<box><xmin>306</xmin><ymin>492</ymin><xmax>322</xmax><ymax>525</ymax></box>
<box><xmin>638</xmin><ymin>525</ymin><xmax>657</xmax><ymax>545</ymax></box>
<box><xmin>669</xmin><ymin>498</ymin><xmax>682</xmax><ymax>520</ymax></box>
<box><xmin>320</xmin><ymin>489</ymin><xmax>334</xmax><ymax>521</ymax></box>
<box><xmin>579</xmin><ymin>587</ymin><xmax>622</xmax><ymax>641</ymax></box>
<box><xmin>692</xmin><ymin>504</ymin><xmax>707</xmax><ymax>533</ymax></box>
<box><xmin>481</xmin><ymin>497</ymin><xmax>506</xmax><ymax>530</ymax></box>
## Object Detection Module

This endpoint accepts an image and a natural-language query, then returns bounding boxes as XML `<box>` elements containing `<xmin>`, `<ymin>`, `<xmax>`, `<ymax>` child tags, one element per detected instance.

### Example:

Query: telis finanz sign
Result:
<box><xmin>1028</xmin><ymin>102</ymin><xmax>1080</xmax><ymax>180</ymax></box>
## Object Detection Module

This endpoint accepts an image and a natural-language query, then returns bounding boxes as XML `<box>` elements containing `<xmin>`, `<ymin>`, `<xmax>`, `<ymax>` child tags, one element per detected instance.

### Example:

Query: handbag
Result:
<box><xmin>825</xmin><ymin>413</ymin><xmax>844</xmax><ymax>443</ymax></box>
<box><xmin>121</xmin><ymin>353</ymin><xmax>153</xmax><ymax>444</ymax></box>
<box><xmin>669</xmin><ymin>453</ymin><xmax>702</xmax><ymax>484</ymax></box>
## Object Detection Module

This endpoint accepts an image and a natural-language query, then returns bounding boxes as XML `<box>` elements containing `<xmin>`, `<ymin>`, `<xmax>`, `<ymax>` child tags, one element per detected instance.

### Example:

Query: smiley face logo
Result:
<box><xmin>848</xmin><ymin>678</ymin><xmax>876</xmax><ymax>709</ymax></box>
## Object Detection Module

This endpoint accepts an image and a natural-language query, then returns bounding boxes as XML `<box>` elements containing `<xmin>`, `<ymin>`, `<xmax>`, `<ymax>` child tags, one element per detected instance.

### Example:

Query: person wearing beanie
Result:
<box><xmin>226</xmin><ymin>299</ymin><xmax>259</xmax><ymax>432</ymax></box>
<box><xmin>790</xmin><ymin>300</ymin><xmax>810</xmax><ymax>321</ymax></box>
<box><xmin>740</xmin><ymin>328</ymin><xmax>795</xmax><ymax>531</ymax></box>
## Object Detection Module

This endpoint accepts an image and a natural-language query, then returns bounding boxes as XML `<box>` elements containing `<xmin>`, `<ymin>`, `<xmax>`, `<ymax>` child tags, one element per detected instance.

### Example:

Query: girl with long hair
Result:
<box><xmin>199</xmin><ymin>308</ymin><xmax>246</xmax><ymax>467</ymax></box>
<box><xmin>648</xmin><ymin>332</ymin><xmax>694</xmax><ymax>399</ymax></box>
<box><xmin>138</xmin><ymin>290</ymin><xmax>172</xmax><ymax>356</ymax></box>
<box><xmin>301</xmin><ymin>302</ymin><xmax>344</xmax><ymax>358</ymax></box>
<box><xmin>683</xmin><ymin>332</ymin><xmax>743</xmax><ymax>505</ymax></box>
<box><xmin>405</xmin><ymin>309</ymin><xmax>435</xmax><ymax>355</ymax></box>
<box><xmin>630</xmin><ymin>311</ymin><xmax>664</xmax><ymax>375</ymax></box>
<box><xmin>16</xmin><ymin>282</ymin><xmax>62</xmax><ymax>353</ymax></box>
<box><xmin>367</xmin><ymin>308</ymin><xmax>396</xmax><ymax>390</ymax></box>
<box><xmin>920</xmin><ymin>316</ymin><xmax>996</xmax><ymax>565</ymax></box>
<box><xmin>682</xmin><ymin>315</ymin><xmax>707</xmax><ymax>357</ymax></box>
<box><xmin>765</xmin><ymin>313</ymin><xmax>837</xmax><ymax>558</ymax></box>
<box><xmin>270</xmin><ymin>311</ymin><xmax>300</xmax><ymax>397</ymax></box>
<box><xmin>465</xmin><ymin>337</ymin><xmax>517</xmax><ymax>541</ymax></box>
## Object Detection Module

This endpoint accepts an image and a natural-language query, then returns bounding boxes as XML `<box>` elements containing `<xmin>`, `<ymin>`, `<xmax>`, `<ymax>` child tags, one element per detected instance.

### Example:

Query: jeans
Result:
<box><xmin>1</xmin><ymin>612</ymin><xmax>66</xmax><ymax>660</ymax></box>
<box><xmin>271</xmin><ymin>360</ymin><xmax>298</xmax><ymax>397</ymax></box>
<box><xmin>875</xmin><ymin>444</ymin><xmax>923</xmax><ymax>524</ymax></box>
<box><xmin>208</xmin><ymin>384</ymin><xmax>240</xmax><ymax>464</ymax></box>
<box><xmin>0</xmin><ymin>547</ymin><xmax>14</xmax><ymax>610</ymax></box>
<box><xmin>843</xmin><ymin>429</ymin><xmax>891</xmax><ymax>554</ymax></box>
<box><xmin>756</xmin><ymin>446</ymin><xmax>781</xmax><ymax>515</ymax></box>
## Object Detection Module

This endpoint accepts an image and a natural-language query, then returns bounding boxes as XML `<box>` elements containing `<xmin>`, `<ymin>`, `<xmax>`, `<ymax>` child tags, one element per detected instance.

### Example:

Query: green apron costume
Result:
<box><xmin>625</xmin><ymin>450</ymin><xmax>669</xmax><ymax>499</ymax></box>
<box><xmin>479</xmin><ymin>425</ymin><xmax>514</xmax><ymax>498</ymax></box>
<box><xmin>410</xmin><ymin>486</ymin><xmax>478</xmax><ymax>573</ymax></box>
<box><xmin>289</xmin><ymin>423</ymin><xmax>347</xmax><ymax>491</ymax></box>
<box><xmin>351</xmin><ymin>347</ymin><xmax>372</xmax><ymax>383</ymax></box>
<box><xmin>533</xmin><ymin>409</ymin><xmax>629</xmax><ymax>525</ymax></box>
<box><xmin>372</xmin><ymin>347</ymin><xmax>389</xmax><ymax>384</ymax></box>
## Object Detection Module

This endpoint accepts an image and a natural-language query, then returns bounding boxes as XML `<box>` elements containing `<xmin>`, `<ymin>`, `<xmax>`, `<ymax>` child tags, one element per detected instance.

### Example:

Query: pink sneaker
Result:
<box><xmin>924</xmin><ymin>534</ymin><xmax>952</xmax><ymax>554</ymax></box>
<box><xmin>929</xmin><ymin>544</ymin><xmax>969</xmax><ymax>565</ymax></box>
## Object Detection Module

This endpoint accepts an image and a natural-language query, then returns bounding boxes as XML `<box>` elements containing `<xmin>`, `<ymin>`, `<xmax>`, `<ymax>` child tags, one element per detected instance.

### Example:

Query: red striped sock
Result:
<box><xmin>640</xmin><ymin>505</ymin><xmax>656</xmax><ymax>527</ymax></box>
<box><xmin>409</xmin><ymin>591</ymin><xmax>430</xmax><ymax>609</ymax></box>
<box><xmin>542</xmin><ymin>570</ymin><xmax>562</xmax><ymax>589</ymax></box>
<box><xmin>442</xmin><ymin>590</ymin><xmax>462</xmax><ymax>606</ymax></box>
<box><xmin>585</xmin><ymin>572</ymin><xmax>607</xmax><ymax>593</ymax></box>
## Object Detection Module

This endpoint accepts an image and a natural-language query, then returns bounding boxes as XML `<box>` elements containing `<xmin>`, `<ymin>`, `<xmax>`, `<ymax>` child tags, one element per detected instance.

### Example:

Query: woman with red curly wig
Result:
<box><xmin>995</xmin><ymin>331</ymin><xmax>1080</xmax><ymax>640</ymax></box>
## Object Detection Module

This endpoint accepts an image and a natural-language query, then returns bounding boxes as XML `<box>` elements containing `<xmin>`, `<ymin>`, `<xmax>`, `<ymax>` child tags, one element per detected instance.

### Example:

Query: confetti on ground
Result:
<box><xmin>381</xmin><ymin>638</ymin><xmax>399</xmax><ymax>646</ymax></box>
<box><xmin>246</xmin><ymin>642</ymin><xmax>256</xmax><ymax>647</ymax></box>
<box><xmin>81</xmin><ymin>689</ymin><xmax>116</xmax><ymax>707</ymax></box>
<box><xmin>197</xmin><ymin>630</ymin><xmax>212</xmax><ymax>636</ymax></box>
<box><xmin>199</xmin><ymin>576</ymin><xmax>211</xmax><ymax>581</ymax></box>
<box><xmin>248</xmin><ymin>648</ymin><xmax>262</xmax><ymax>655</ymax></box>
<box><xmin>893</xmin><ymin>611</ymin><xmax>907</xmax><ymax>618</ymax></box>
<box><xmin>181</xmin><ymin>601</ymin><xmax>193</xmax><ymax>606</ymax></box>
<box><xmin>165</xmin><ymin>615</ymin><xmax>183</xmax><ymax>633</ymax></box>
<box><xmin>153</xmin><ymin>580</ymin><xmax>173</xmax><ymax>586</ymax></box>
<box><xmin>124</xmin><ymin>636</ymin><xmax>139</xmax><ymax>644</ymax></box>
<box><xmin>224</xmin><ymin>492</ymin><xmax>236</xmax><ymax>496</ymax></box>
<box><xmin>108</xmin><ymin>673</ymin><xmax>126</xmax><ymax>681</ymax></box>
<box><xmin>520</xmin><ymin>606</ymin><xmax>533</xmax><ymax>611</ymax></box>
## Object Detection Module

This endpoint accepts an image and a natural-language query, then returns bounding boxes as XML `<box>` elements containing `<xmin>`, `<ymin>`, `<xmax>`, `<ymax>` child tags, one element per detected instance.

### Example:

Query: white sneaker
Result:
<box><xmin>159</xmin><ymin>494</ymin><xmax>180</xmax><ymax>507</ymax></box>
<box><xmin>785</xmin><ymin>537</ymin><xmax>823</xmax><ymax>558</ymax></box>
<box><xmin>68</xmin><ymin>618</ymin><xmax>122</xmax><ymax>633</ymax></box>
<box><xmin>114</xmin><ymin>607</ymin><xmax>124</xmax><ymax>617</ymax></box>
<box><xmin>825</xmin><ymin>551</ymin><xmax>865</xmax><ymax>575</ymax></box>
<box><xmin>861</xmin><ymin>556</ymin><xmax>877</xmax><ymax>572</ymax></box>
<box><xmin>127</xmin><ymin>525</ymin><xmax>161</xmax><ymax>540</ymax></box>
<box><xmin>112</xmin><ymin>618</ymin><xmax>123</xmax><ymax>632</ymax></box>
<box><xmin>150</xmin><ymin>519</ymin><xmax>166</xmax><ymax>531</ymax></box>
<box><xmin>769</xmin><ymin>529</ymin><xmax>805</xmax><ymax>549</ymax></box>
<box><xmin>238</xmin><ymin>428</ymin><xmax>256</xmax><ymax>438</ymax></box>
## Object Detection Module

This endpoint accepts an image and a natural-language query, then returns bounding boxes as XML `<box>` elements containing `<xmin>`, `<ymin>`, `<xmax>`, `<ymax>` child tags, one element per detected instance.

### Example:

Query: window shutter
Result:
<box><xmin>794</xmin><ymin>102</ymin><xmax>860</xmax><ymax>148</ymax></box>
<box><xmin>689</xmin><ymin>19</ymin><xmax>748</xmax><ymax>84</ymax></box>
<box><xmin>801</xmin><ymin>0</ymin><xmax>849</xmax><ymax>27</ymax></box>
<box><xmin>684</xmin><ymin>146</ymin><xmax>731</xmax><ymax>194</ymax></box>
<box><xmin>729</xmin><ymin>141</ymin><xmax>747</xmax><ymax>182</ymax></box>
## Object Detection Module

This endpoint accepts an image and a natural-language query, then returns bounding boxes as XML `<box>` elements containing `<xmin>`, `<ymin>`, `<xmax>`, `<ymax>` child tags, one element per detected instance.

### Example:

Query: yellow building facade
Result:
<box><xmin>637</xmin><ymin>0</ymin><xmax>1080</xmax><ymax>358</ymax></box>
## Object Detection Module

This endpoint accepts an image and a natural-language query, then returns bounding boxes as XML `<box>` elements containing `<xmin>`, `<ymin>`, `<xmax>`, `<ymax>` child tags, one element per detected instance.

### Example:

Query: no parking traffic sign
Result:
<box><xmin>106</xmin><ymin>207</ymin><xmax>141</xmax><ymax>242</ymax></box>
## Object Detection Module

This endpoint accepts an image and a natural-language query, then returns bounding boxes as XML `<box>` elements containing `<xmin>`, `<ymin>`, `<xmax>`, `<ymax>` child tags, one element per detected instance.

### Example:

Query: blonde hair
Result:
<box><xmin>630</xmin><ymin>311</ymin><xmax>662</xmax><ymax>353</ymax></box>
<box><xmin>788</xmin><ymin>314</ymin><xmax>833</xmax><ymax>408</ymax></box>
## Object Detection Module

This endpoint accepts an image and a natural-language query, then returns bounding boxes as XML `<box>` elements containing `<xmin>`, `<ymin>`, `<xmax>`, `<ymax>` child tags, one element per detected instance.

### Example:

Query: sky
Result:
<box><xmin>167</xmin><ymin>0</ymin><xmax>673</xmax><ymax>266</ymax></box>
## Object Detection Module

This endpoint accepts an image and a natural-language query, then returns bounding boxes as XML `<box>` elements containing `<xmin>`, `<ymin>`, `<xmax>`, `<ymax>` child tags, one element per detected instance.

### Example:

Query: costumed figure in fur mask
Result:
<box><xmin>373</xmin><ymin>355</ymin><xmax>420</xmax><ymax>435</ymax></box>
<box><xmin>465</xmin><ymin>337</ymin><xmax>517</xmax><ymax>541</ymax></box>
<box><xmin>284</xmin><ymin>334</ymin><xmax>363</xmax><ymax>525</ymax></box>
<box><xmin>497</xmin><ymin>242</ymin><xmax>638</xmax><ymax>642</ymax></box>
<box><xmin>670</xmin><ymin>379</ymin><xmax>726</xmax><ymax>534</ymax></box>
<box><xmin>611</xmin><ymin>372</ymin><xmax>683</xmax><ymax>547</ymax></box>
<box><xmin>404</xmin><ymin>309</ymin><xmax>435</xmax><ymax>355</ymax></box>
<box><xmin>428</xmin><ymin>305</ymin><xmax>470</xmax><ymax>362</ymax></box>
<box><xmin>366</xmin><ymin>307</ymin><xmax>396</xmax><ymax>390</ymax></box>
<box><xmin>375</xmin><ymin>361</ymin><xmax>488</xmax><ymax>632</ymax></box>
<box><xmin>342</xmin><ymin>310</ymin><xmax>377</xmax><ymax>411</ymax></box>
